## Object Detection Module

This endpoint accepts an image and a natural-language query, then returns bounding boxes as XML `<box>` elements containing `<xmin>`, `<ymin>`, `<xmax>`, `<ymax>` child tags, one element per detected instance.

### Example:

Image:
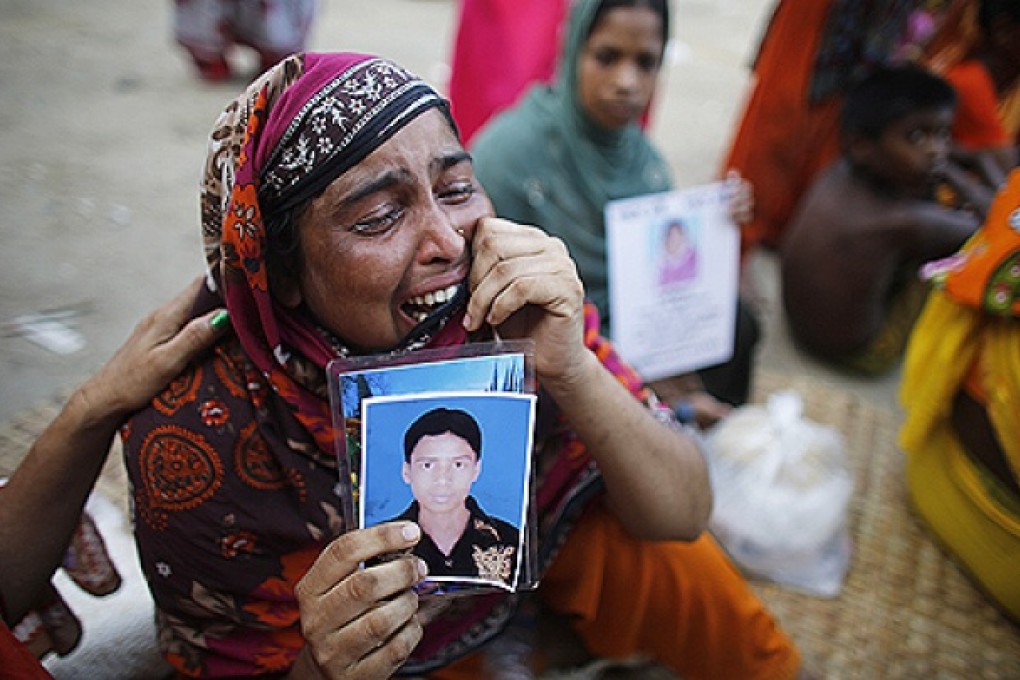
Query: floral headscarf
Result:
<box><xmin>200</xmin><ymin>52</ymin><xmax>465</xmax><ymax>454</ymax></box>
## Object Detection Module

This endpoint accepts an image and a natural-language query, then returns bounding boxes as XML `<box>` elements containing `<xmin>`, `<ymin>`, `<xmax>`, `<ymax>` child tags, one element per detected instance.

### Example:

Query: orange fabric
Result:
<box><xmin>538</xmin><ymin>502</ymin><xmax>801</xmax><ymax>680</ymax></box>
<box><xmin>722</xmin><ymin>0</ymin><xmax>844</xmax><ymax>252</ymax></box>
<box><xmin>429</xmin><ymin>502</ymin><xmax>801</xmax><ymax>680</ymax></box>
<box><xmin>922</xmin><ymin>0</ymin><xmax>979</xmax><ymax>72</ymax></box>
<box><xmin>944</xmin><ymin>60</ymin><xmax>1012</xmax><ymax>149</ymax></box>
<box><xmin>942</xmin><ymin>168</ymin><xmax>1020</xmax><ymax>314</ymax></box>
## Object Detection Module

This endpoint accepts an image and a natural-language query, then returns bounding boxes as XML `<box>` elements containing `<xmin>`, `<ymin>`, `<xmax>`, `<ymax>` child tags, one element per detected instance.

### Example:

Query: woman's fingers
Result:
<box><xmin>724</xmin><ymin>169</ymin><xmax>754</xmax><ymax>225</ymax></box>
<box><xmin>466</xmin><ymin>217</ymin><xmax>582</xmax><ymax>329</ymax></box>
<box><xmin>342</xmin><ymin>617</ymin><xmax>424</xmax><ymax>679</ymax></box>
<box><xmin>297</xmin><ymin>522</ymin><xmax>422</xmax><ymax>602</ymax></box>
<box><xmin>306</xmin><ymin>588</ymin><xmax>424</xmax><ymax>678</ymax></box>
<box><xmin>464</xmin><ymin>217</ymin><xmax>588</xmax><ymax>385</ymax></box>
<box><xmin>295</xmin><ymin>523</ymin><xmax>427</xmax><ymax>677</ymax></box>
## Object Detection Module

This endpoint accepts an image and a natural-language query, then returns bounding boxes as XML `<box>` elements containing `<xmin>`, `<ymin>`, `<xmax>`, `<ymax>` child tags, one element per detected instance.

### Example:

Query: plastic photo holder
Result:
<box><xmin>327</xmin><ymin>340</ymin><xmax>539</xmax><ymax>594</ymax></box>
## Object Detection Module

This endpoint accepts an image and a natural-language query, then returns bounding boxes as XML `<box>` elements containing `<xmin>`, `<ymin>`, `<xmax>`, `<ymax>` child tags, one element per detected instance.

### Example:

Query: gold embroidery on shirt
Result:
<box><xmin>473</xmin><ymin>545</ymin><xmax>515</xmax><ymax>582</ymax></box>
<box><xmin>474</xmin><ymin>518</ymin><xmax>501</xmax><ymax>540</ymax></box>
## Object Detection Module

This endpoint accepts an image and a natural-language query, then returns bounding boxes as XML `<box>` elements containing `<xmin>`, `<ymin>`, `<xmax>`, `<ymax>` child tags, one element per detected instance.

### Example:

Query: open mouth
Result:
<box><xmin>402</xmin><ymin>282</ymin><xmax>466</xmax><ymax>325</ymax></box>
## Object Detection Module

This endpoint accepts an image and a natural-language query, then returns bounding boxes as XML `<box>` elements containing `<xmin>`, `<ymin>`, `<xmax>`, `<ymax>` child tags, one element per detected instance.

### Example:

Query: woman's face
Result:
<box><xmin>665</xmin><ymin>223</ymin><xmax>689</xmax><ymax>255</ymax></box>
<box><xmin>577</xmin><ymin>5</ymin><xmax>664</xmax><ymax>130</ymax></box>
<box><xmin>287</xmin><ymin>109</ymin><xmax>493</xmax><ymax>351</ymax></box>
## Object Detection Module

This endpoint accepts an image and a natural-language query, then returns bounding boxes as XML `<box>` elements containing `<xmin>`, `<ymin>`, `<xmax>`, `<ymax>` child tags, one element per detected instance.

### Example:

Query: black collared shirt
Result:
<box><xmin>396</xmin><ymin>496</ymin><xmax>520</xmax><ymax>586</ymax></box>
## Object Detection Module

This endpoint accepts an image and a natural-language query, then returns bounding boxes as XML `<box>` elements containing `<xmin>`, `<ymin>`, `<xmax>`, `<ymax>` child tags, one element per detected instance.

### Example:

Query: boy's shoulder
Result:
<box><xmin>796</xmin><ymin>162</ymin><xmax>871</xmax><ymax>221</ymax></box>
<box><xmin>786</xmin><ymin>160</ymin><xmax>918</xmax><ymax>249</ymax></box>
<box><xmin>815</xmin><ymin>159</ymin><xmax>930</xmax><ymax>214</ymax></box>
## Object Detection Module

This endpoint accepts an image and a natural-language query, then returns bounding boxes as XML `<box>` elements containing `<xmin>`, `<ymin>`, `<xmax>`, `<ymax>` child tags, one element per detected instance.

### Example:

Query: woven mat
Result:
<box><xmin>2</xmin><ymin>378</ymin><xmax>1018</xmax><ymax>678</ymax></box>
<box><xmin>749</xmin><ymin>372</ymin><xmax>1020</xmax><ymax>679</ymax></box>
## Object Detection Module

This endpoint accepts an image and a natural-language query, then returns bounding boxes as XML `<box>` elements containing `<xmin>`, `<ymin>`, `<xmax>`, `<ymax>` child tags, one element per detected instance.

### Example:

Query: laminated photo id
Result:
<box><xmin>327</xmin><ymin>340</ymin><xmax>539</xmax><ymax>594</ymax></box>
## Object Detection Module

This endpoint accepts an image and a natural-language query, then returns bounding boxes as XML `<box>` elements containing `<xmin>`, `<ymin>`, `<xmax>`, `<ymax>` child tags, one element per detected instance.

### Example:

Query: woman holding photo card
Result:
<box><xmin>470</xmin><ymin>0</ymin><xmax>760</xmax><ymax>418</ymax></box>
<box><xmin>119</xmin><ymin>48</ymin><xmax>801</xmax><ymax>679</ymax></box>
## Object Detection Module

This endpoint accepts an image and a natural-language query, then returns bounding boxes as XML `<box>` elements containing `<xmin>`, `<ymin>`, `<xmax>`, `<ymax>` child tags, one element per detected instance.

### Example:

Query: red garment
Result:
<box><xmin>943</xmin><ymin>59</ymin><xmax>1012</xmax><ymax>149</ymax></box>
<box><xmin>721</xmin><ymin>0</ymin><xmax>844</xmax><ymax>253</ymax></box>
<box><xmin>447</xmin><ymin>0</ymin><xmax>568</xmax><ymax>146</ymax></box>
<box><xmin>0</xmin><ymin>620</ymin><xmax>53</xmax><ymax>680</ymax></box>
<box><xmin>0</xmin><ymin>483</ymin><xmax>120</xmax><ymax>663</ymax></box>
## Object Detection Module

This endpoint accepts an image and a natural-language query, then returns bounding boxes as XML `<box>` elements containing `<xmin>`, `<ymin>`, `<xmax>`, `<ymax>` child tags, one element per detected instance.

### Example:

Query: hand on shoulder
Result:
<box><xmin>76</xmin><ymin>277</ymin><xmax>228</xmax><ymax>425</ymax></box>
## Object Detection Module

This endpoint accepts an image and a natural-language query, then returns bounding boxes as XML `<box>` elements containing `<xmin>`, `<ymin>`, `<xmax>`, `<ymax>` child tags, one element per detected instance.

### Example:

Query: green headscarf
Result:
<box><xmin>471</xmin><ymin>0</ymin><xmax>672</xmax><ymax>328</ymax></box>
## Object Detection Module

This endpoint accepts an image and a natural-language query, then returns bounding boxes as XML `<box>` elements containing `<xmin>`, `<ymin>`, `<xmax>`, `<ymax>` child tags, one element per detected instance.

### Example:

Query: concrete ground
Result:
<box><xmin>0</xmin><ymin>0</ymin><xmax>902</xmax><ymax>429</ymax></box>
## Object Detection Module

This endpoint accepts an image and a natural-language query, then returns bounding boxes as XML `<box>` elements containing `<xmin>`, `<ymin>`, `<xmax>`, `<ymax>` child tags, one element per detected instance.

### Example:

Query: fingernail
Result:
<box><xmin>417</xmin><ymin>558</ymin><xmax>429</xmax><ymax>578</ymax></box>
<box><xmin>210</xmin><ymin>310</ymin><xmax>230</xmax><ymax>330</ymax></box>
<box><xmin>461</xmin><ymin>313</ymin><xmax>472</xmax><ymax>330</ymax></box>
<box><xmin>402</xmin><ymin>523</ymin><xmax>420</xmax><ymax>542</ymax></box>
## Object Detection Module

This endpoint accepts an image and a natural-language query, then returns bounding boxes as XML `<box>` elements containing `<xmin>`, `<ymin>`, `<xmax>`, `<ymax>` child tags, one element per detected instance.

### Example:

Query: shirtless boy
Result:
<box><xmin>781</xmin><ymin>65</ymin><xmax>994</xmax><ymax>374</ymax></box>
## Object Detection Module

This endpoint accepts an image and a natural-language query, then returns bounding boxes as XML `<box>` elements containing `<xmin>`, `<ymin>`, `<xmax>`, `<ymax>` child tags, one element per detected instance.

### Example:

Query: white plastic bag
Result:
<box><xmin>705</xmin><ymin>390</ymin><xmax>853</xmax><ymax>597</ymax></box>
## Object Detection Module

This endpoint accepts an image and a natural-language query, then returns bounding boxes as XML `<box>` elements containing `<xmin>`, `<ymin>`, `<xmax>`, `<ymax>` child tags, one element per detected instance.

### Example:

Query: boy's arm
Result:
<box><xmin>885</xmin><ymin>201</ymin><xmax>980</xmax><ymax>261</ymax></box>
<box><xmin>948</xmin><ymin>145</ymin><xmax>1010</xmax><ymax>191</ymax></box>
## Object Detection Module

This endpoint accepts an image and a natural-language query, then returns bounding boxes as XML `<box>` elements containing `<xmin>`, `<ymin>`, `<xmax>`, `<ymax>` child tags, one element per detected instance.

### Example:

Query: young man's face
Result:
<box><xmin>402</xmin><ymin>431</ymin><xmax>481</xmax><ymax>515</ymax></box>
<box><xmin>859</xmin><ymin>107</ymin><xmax>954</xmax><ymax>195</ymax></box>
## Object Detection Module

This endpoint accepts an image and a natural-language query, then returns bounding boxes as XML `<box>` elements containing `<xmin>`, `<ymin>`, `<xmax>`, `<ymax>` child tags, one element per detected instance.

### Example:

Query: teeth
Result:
<box><xmin>407</xmin><ymin>283</ymin><xmax>460</xmax><ymax>308</ymax></box>
<box><xmin>404</xmin><ymin>283</ymin><xmax>463</xmax><ymax>325</ymax></box>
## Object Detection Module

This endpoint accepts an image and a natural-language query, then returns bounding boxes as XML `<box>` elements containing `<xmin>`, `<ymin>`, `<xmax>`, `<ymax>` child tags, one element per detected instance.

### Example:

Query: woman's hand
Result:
<box><xmin>685</xmin><ymin>391</ymin><xmax>732</xmax><ymax>430</ymax></box>
<box><xmin>648</xmin><ymin>373</ymin><xmax>732</xmax><ymax>430</ymax></box>
<box><xmin>291</xmin><ymin>523</ymin><xmax>428</xmax><ymax>679</ymax></box>
<box><xmin>464</xmin><ymin>219</ymin><xmax>711</xmax><ymax>540</ymax></box>
<box><xmin>0</xmin><ymin>277</ymin><xmax>229</xmax><ymax>626</ymax></box>
<box><xmin>464</xmin><ymin>217</ymin><xmax>588</xmax><ymax>385</ymax></box>
<box><xmin>78</xmin><ymin>276</ymin><xmax>228</xmax><ymax>423</ymax></box>
<box><xmin>724</xmin><ymin>169</ymin><xmax>754</xmax><ymax>225</ymax></box>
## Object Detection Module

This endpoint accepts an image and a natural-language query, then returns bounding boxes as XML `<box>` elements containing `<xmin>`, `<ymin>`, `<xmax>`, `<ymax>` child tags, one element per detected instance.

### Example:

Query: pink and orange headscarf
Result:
<box><xmin>198</xmin><ymin>53</ymin><xmax>463</xmax><ymax>452</ymax></box>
